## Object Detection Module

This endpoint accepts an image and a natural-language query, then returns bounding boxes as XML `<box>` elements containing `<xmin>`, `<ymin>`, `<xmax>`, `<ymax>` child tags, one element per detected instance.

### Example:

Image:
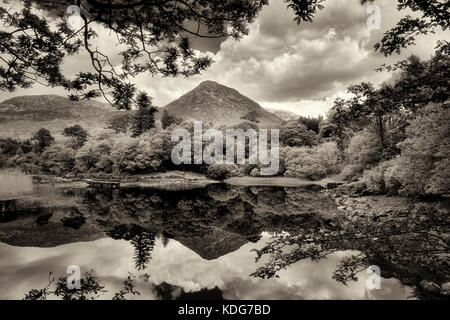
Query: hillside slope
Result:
<box><xmin>163</xmin><ymin>81</ymin><xmax>283</xmax><ymax>128</ymax></box>
<box><xmin>0</xmin><ymin>95</ymin><xmax>126</xmax><ymax>138</ymax></box>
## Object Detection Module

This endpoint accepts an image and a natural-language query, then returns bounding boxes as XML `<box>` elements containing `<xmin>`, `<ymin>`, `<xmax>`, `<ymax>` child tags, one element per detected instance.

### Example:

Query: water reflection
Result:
<box><xmin>0</xmin><ymin>184</ymin><xmax>447</xmax><ymax>299</ymax></box>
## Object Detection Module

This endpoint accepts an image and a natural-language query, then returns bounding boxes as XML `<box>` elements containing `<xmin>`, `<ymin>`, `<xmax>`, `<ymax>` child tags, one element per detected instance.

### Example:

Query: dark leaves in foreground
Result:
<box><xmin>250</xmin><ymin>203</ymin><xmax>449</xmax><ymax>292</ymax></box>
<box><xmin>24</xmin><ymin>271</ymin><xmax>140</xmax><ymax>300</ymax></box>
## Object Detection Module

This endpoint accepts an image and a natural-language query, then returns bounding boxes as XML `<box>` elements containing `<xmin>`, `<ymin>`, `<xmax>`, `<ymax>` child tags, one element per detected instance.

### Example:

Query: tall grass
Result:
<box><xmin>0</xmin><ymin>168</ymin><xmax>34</xmax><ymax>200</ymax></box>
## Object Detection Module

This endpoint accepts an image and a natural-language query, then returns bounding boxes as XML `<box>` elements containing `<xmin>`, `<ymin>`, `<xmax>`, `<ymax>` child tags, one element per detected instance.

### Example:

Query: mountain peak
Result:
<box><xmin>164</xmin><ymin>81</ymin><xmax>283</xmax><ymax>127</ymax></box>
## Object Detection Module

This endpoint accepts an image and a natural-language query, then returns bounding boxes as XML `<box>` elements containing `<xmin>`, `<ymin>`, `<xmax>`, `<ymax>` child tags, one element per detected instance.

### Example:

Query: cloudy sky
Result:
<box><xmin>1</xmin><ymin>0</ymin><xmax>448</xmax><ymax>116</ymax></box>
<box><xmin>0</xmin><ymin>234</ymin><xmax>413</xmax><ymax>300</ymax></box>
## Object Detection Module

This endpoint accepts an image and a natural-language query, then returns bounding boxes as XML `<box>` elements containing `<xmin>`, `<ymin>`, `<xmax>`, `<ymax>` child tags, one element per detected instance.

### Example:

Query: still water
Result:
<box><xmin>0</xmin><ymin>183</ymin><xmax>442</xmax><ymax>300</ymax></box>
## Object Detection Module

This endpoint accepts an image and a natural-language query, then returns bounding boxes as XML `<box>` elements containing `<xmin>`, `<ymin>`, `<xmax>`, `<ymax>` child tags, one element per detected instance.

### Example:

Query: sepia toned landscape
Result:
<box><xmin>0</xmin><ymin>0</ymin><xmax>449</xmax><ymax>302</ymax></box>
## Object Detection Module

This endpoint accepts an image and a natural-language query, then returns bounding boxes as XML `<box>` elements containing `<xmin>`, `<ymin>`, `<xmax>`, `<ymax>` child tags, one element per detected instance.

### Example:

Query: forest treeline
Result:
<box><xmin>0</xmin><ymin>44</ymin><xmax>448</xmax><ymax>197</ymax></box>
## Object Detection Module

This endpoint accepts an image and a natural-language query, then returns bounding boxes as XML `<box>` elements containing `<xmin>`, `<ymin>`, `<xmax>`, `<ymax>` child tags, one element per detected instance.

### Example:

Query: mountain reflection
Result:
<box><xmin>0</xmin><ymin>184</ymin><xmax>448</xmax><ymax>300</ymax></box>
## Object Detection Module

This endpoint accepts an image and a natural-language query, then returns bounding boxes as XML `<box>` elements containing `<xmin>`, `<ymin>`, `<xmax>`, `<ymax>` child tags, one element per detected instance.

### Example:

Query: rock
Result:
<box><xmin>441</xmin><ymin>282</ymin><xmax>450</xmax><ymax>295</ymax></box>
<box><xmin>337</xmin><ymin>206</ymin><xmax>346</xmax><ymax>211</ymax></box>
<box><xmin>419</xmin><ymin>280</ymin><xmax>441</xmax><ymax>293</ymax></box>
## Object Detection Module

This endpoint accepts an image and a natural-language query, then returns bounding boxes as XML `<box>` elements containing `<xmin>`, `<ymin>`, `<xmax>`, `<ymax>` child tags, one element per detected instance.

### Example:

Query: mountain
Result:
<box><xmin>0</xmin><ymin>95</ymin><xmax>127</xmax><ymax>138</ymax></box>
<box><xmin>163</xmin><ymin>81</ymin><xmax>283</xmax><ymax>128</ymax></box>
<box><xmin>266</xmin><ymin>108</ymin><xmax>299</xmax><ymax>121</ymax></box>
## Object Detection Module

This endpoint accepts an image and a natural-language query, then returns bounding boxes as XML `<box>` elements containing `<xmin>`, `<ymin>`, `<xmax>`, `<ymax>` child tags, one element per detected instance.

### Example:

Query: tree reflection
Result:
<box><xmin>107</xmin><ymin>224</ymin><xmax>156</xmax><ymax>270</ymax></box>
<box><xmin>24</xmin><ymin>271</ymin><xmax>140</xmax><ymax>300</ymax></box>
<box><xmin>250</xmin><ymin>203</ymin><xmax>449</xmax><ymax>299</ymax></box>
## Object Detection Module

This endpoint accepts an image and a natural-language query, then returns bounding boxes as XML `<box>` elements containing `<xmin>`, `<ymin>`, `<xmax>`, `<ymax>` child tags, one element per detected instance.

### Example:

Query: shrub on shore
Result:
<box><xmin>206</xmin><ymin>163</ymin><xmax>239</xmax><ymax>181</ymax></box>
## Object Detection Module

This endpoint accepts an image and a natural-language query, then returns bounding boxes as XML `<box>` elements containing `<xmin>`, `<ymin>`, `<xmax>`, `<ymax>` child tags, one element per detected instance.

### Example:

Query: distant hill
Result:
<box><xmin>0</xmin><ymin>82</ymin><xmax>284</xmax><ymax>138</ymax></box>
<box><xmin>266</xmin><ymin>108</ymin><xmax>299</xmax><ymax>122</ymax></box>
<box><xmin>163</xmin><ymin>81</ymin><xmax>283</xmax><ymax>128</ymax></box>
<box><xmin>0</xmin><ymin>95</ymin><xmax>127</xmax><ymax>138</ymax></box>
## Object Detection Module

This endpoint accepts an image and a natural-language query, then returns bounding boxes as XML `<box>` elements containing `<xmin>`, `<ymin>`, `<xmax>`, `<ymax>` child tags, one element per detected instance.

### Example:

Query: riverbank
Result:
<box><xmin>32</xmin><ymin>171</ymin><xmax>218</xmax><ymax>189</ymax></box>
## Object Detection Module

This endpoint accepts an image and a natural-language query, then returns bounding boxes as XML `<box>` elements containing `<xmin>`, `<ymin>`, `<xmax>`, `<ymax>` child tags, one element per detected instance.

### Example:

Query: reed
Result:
<box><xmin>0</xmin><ymin>168</ymin><xmax>34</xmax><ymax>200</ymax></box>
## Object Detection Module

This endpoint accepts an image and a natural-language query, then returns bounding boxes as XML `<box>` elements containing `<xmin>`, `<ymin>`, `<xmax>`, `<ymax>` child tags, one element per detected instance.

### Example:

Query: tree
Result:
<box><xmin>62</xmin><ymin>124</ymin><xmax>88</xmax><ymax>149</ymax></box>
<box><xmin>298</xmin><ymin>115</ymin><xmax>322</xmax><ymax>134</ymax></box>
<box><xmin>372</xmin><ymin>1</ymin><xmax>450</xmax><ymax>56</ymax></box>
<box><xmin>394</xmin><ymin>103</ymin><xmax>450</xmax><ymax>196</ymax></box>
<box><xmin>107</xmin><ymin>224</ymin><xmax>156</xmax><ymax>270</ymax></box>
<box><xmin>131</xmin><ymin>92</ymin><xmax>158</xmax><ymax>137</ymax></box>
<box><xmin>335</xmin><ymin>44</ymin><xmax>450</xmax><ymax>159</ymax></box>
<box><xmin>280</xmin><ymin>121</ymin><xmax>317</xmax><ymax>147</ymax></box>
<box><xmin>106</xmin><ymin>112</ymin><xmax>135</xmax><ymax>134</ymax></box>
<box><xmin>31</xmin><ymin>128</ymin><xmax>54</xmax><ymax>153</ymax></box>
<box><xmin>206</xmin><ymin>163</ymin><xmax>239</xmax><ymax>181</ymax></box>
<box><xmin>40</xmin><ymin>144</ymin><xmax>76</xmax><ymax>175</ymax></box>
<box><xmin>327</xmin><ymin>99</ymin><xmax>351</xmax><ymax>161</ymax></box>
<box><xmin>161</xmin><ymin>109</ymin><xmax>180</xmax><ymax>129</ymax></box>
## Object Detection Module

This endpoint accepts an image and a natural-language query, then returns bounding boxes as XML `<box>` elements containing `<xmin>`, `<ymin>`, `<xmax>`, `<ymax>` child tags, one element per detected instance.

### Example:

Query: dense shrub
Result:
<box><xmin>280</xmin><ymin>121</ymin><xmax>317</xmax><ymax>147</ymax></box>
<box><xmin>340</xmin><ymin>129</ymin><xmax>382</xmax><ymax>180</ymax></box>
<box><xmin>360</xmin><ymin>160</ymin><xmax>394</xmax><ymax>194</ymax></box>
<box><xmin>62</xmin><ymin>125</ymin><xmax>88</xmax><ymax>149</ymax></box>
<box><xmin>40</xmin><ymin>144</ymin><xmax>76</xmax><ymax>175</ymax></box>
<box><xmin>357</xmin><ymin>103</ymin><xmax>449</xmax><ymax>197</ymax></box>
<box><xmin>393</xmin><ymin>103</ymin><xmax>450</xmax><ymax>196</ymax></box>
<box><xmin>297</xmin><ymin>115</ymin><xmax>322</xmax><ymax>134</ymax></box>
<box><xmin>284</xmin><ymin>142</ymin><xmax>340</xmax><ymax>180</ymax></box>
<box><xmin>32</xmin><ymin>128</ymin><xmax>54</xmax><ymax>153</ymax></box>
<box><xmin>112</xmin><ymin>132</ymin><xmax>168</xmax><ymax>173</ymax></box>
<box><xmin>243</xmin><ymin>147</ymin><xmax>288</xmax><ymax>177</ymax></box>
<box><xmin>206</xmin><ymin>163</ymin><xmax>239</xmax><ymax>180</ymax></box>
<box><xmin>75</xmin><ymin>139</ymin><xmax>113</xmax><ymax>173</ymax></box>
<box><xmin>5</xmin><ymin>152</ymin><xmax>40</xmax><ymax>174</ymax></box>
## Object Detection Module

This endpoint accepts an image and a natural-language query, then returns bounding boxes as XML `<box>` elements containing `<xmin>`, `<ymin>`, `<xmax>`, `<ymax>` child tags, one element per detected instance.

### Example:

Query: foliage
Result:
<box><xmin>112</xmin><ymin>274</ymin><xmax>141</xmax><ymax>300</ymax></box>
<box><xmin>131</xmin><ymin>92</ymin><xmax>158</xmax><ymax>137</ymax></box>
<box><xmin>4</xmin><ymin>152</ymin><xmax>40</xmax><ymax>174</ymax></box>
<box><xmin>393</xmin><ymin>103</ymin><xmax>450</xmax><ymax>196</ymax></box>
<box><xmin>251</xmin><ymin>202</ymin><xmax>449</xmax><ymax>295</ymax></box>
<box><xmin>284</xmin><ymin>142</ymin><xmax>340</xmax><ymax>180</ymax></box>
<box><xmin>112</xmin><ymin>132</ymin><xmax>168</xmax><ymax>173</ymax></box>
<box><xmin>206</xmin><ymin>163</ymin><xmax>239</xmax><ymax>181</ymax></box>
<box><xmin>161</xmin><ymin>109</ymin><xmax>181</xmax><ymax>129</ymax></box>
<box><xmin>373</xmin><ymin>1</ymin><xmax>449</xmax><ymax>56</ymax></box>
<box><xmin>280</xmin><ymin>120</ymin><xmax>317</xmax><ymax>147</ymax></box>
<box><xmin>62</xmin><ymin>124</ymin><xmax>88</xmax><ymax>149</ymax></box>
<box><xmin>75</xmin><ymin>139</ymin><xmax>113</xmax><ymax>173</ymax></box>
<box><xmin>0</xmin><ymin>138</ymin><xmax>33</xmax><ymax>168</ymax></box>
<box><xmin>297</xmin><ymin>115</ymin><xmax>322</xmax><ymax>134</ymax></box>
<box><xmin>24</xmin><ymin>270</ymin><xmax>141</xmax><ymax>300</ymax></box>
<box><xmin>106</xmin><ymin>113</ymin><xmax>135</xmax><ymax>134</ymax></box>
<box><xmin>31</xmin><ymin>128</ymin><xmax>54</xmax><ymax>153</ymax></box>
<box><xmin>360</xmin><ymin>160</ymin><xmax>396</xmax><ymax>194</ymax></box>
<box><xmin>108</xmin><ymin>224</ymin><xmax>156</xmax><ymax>271</ymax></box>
<box><xmin>325</xmin><ymin>99</ymin><xmax>353</xmax><ymax>160</ymax></box>
<box><xmin>340</xmin><ymin>130</ymin><xmax>382</xmax><ymax>180</ymax></box>
<box><xmin>40</xmin><ymin>143</ymin><xmax>76</xmax><ymax>175</ymax></box>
